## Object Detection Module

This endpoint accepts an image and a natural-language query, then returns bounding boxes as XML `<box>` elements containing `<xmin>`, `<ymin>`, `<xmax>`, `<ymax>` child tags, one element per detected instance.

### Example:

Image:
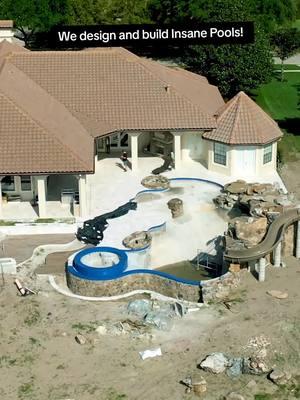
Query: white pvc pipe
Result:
<box><xmin>273</xmin><ymin>242</ymin><xmax>281</xmax><ymax>267</ymax></box>
<box><xmin>258</xmin><ymin>257</ymin><xmax>266</xmax><ymax>282</ymax></box>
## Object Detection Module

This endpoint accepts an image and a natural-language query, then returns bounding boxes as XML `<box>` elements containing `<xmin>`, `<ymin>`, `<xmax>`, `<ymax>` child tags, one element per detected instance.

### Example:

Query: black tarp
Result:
<box><xmin>76</xmin><ymin>200</ymin><xmax>137</xmax><ymax>245</ymax></box>
<box><xmin>151</xmin><ymin>155</ymin><xmax>174</xmax><ymax>175</ymax></box>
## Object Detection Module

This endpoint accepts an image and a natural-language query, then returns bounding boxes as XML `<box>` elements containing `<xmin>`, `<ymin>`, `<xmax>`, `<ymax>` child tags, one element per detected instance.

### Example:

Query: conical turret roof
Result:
<box><xmin>203</xmin><ymin>91</ymin><xmax>283</xmax><ymax>145</ymax></box>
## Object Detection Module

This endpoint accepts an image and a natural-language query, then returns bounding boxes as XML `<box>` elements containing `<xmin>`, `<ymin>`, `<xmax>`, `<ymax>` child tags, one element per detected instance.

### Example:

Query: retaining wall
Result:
<box><xmin>66</xmin><ymin>270</ymin><xmax>201</xmax><ymax>302</ymax></box>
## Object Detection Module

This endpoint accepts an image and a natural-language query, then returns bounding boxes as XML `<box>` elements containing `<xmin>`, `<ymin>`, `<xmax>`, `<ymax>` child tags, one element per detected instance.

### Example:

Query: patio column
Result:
<box><xmin>78</xmin><ymin>174</ymin><xmax>88</xmax><ymax>218</ymax></box>
<box><xmin>173</xmin><ymin>132</ymin><xmax>182</xmax><ymax>170</ymax></box>
<box><xmin>36</xmin><ymin>175</ymin><xmax>47</xmax><ymax>218</ymax></box>
<box><xmin>130</xmin><ymin>132</ymin><xmax>139</xmax><ymax>173</ymax></box>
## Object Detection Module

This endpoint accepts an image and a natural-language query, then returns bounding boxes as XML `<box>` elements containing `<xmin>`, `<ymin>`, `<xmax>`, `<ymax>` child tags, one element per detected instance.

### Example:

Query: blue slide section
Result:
<box><xmin>69</xmin><ymin>178</ymin><xmax>224</xmax><ymax>287</ymax></box>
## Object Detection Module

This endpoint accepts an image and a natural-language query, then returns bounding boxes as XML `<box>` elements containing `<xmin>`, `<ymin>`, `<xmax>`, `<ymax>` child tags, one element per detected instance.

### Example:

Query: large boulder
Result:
<box><xmin>234</xmin><ymin>216</ymin><xmax>268</xmax><ymax>248</ymax></box>
<box><xmin>123</xmin><ymin>231</ymin><xmax>152</xmax><ymax>249</ymax></box>
<box><xmin>141</xmin><ymin>175</ymin><xmax>170</xmax><ymax>189</ymax></box>
<box><xmin>167</xmin><ymin>198</ymin><xmax>183</xmax><ymax>218</ymax></box>
<box><xmin>242</xmin><ymin>356</ymin><xmax>270</xmax><ymax>375</ymax></box>
<box><xmin>224</xmin><ymin>180</ymin><xmax>248</xmax><ymax>194</ymax></box>
<box><xmin>199</xmin><ymin>352</ymin><xmax>230</xmax><ymax>374</ymax></box>
<box><xmin>250</xmin><ymin>183</ymin><xmax>275</xmax><ymax>195</ymax></box>
<box><xmin>269</xmin><ymin>369</ymin><xmax>292</xmax><ymax>385</ymax></box>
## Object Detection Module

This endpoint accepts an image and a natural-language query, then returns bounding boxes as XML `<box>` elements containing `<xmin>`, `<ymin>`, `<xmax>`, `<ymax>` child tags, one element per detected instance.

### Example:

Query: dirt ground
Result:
<box><xmin>0</xmin><ymin>234</ymin><xmax>75</xmax><ymax>264</ymax></box>
<box><xmin>0</xmin><ymin>242</ymin><xmax>299</xmax><ymax>399</ymax></box>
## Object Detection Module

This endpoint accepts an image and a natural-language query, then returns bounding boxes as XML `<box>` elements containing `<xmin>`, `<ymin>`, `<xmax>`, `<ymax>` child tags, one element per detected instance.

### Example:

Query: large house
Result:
<box><xmin>0</xmin><ymin>25</ymin><xmax>283</xmax><ymax>220</ymax></box>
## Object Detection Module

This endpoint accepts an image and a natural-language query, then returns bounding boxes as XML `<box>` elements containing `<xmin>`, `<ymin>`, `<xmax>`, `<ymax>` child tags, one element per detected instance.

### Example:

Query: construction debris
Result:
<box><xmin>199</xmin><ymin>352</ymin><xmax>230</xmax><ymax>374</ymax></box>
<box><xmin>126</xmin><ymin>299</ymin><xmax>187</xmax><ymax>332</ymax></box>
<box><xmin>267</xmin><ymin>290</ymin><xmax>288</xmax><ymax>299</ymax></box>
<box><xmin>139</xmin><ymin>347</ymin><xmax>162</xmax><ymax>360</ymax></box>
<box><xmin>181</xmin><ymin>374</ymin><xmax>207</xmax><ymax>396</ymax></box>
<box><xmin>199</xmin><ymin>351</ymin><xmax>270</xmax><ymax>377</ymax></box>
<box><xmin>96</xmin><ymin>320</ymin><xmax>152</xmax><ymax>339</ymax></box>
<box><xmin>75</xmin><ymin>334</ymin><xmax>87</xmax><ymax>345</ymax></box>
<box><xmin>269</xmin><ymin>369</ymin><xmax>292</xmax><ymax>385</ymax></box>
<box><xmin>14</xmin><ymin>279</ymin><xmax>36</xmax><ymax>296</ymax></box>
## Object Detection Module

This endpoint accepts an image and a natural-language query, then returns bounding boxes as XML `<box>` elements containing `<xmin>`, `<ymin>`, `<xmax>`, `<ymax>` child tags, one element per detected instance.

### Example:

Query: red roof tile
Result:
<box><xmin>0</xmin><ymin>61</ymin><xmax>94</xmax><ymax>174</ymax></box>
<box><xmin>7</xmin><ymin>47</ymin><xmax>220</xmax><ymax>132</ymax></box>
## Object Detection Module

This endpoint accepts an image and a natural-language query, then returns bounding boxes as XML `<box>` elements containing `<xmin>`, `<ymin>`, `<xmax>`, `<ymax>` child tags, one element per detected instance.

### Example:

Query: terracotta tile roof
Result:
<box><xmin>0</xmin><ymin>61</ymin><xmax>94</xmax><ymax>174</ymax></box>
<box><xmin>203</xmin><ymin>91</ymin><xmax>283</xmax><ymax>145</ymax></box>
<box><xmin>0</xmin><ymin>20</ymin><xmax>13</xmax><ymax>28</ymax></box>
<box><xmin>137</xmin><ymin>58</ymin><xmax>224</xmax><ymax>115</ymax></box>
<box><xmin>6</xmin><ymin>47</ymin><xmax>220</xmax><ymax>132</ymax></box>
<box><xmin>0</xmin><ymin>40</ymin><xmax>28</xmax><ymax>60</ymax></box>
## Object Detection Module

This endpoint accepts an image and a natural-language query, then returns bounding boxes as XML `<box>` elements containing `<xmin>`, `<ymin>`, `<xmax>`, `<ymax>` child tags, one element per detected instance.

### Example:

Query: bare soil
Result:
<box><xmin>0</xmin><ymin>234</ymin><xmax>299</xmax><ymax>400</ymax></box>
<box><xmin>280</xmin><ymin>161</ymin><xmax>300</xmax><ymax>200</ymax></box>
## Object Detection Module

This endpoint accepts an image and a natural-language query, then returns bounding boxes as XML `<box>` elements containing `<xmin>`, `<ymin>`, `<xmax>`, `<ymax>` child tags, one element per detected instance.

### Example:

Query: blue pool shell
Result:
<box><xmin>72</xmin><ymin>246</ymin><xmax>128</xmax><ymax>280</ymax></box>
<box><xmin>69</xmin><ymin>178</ymin><xmax>224</xmax><ymax>286</ymax></box>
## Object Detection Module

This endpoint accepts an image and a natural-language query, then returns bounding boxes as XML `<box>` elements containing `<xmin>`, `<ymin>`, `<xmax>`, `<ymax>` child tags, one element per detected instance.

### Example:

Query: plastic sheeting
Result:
<box><xmin>76</xmin><ymin>200</ymin><xmax>137</xmax><ymax>245</ymax></box>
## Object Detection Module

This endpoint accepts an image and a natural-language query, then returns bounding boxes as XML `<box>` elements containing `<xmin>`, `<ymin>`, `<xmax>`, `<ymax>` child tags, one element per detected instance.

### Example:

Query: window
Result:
<box><xmin>214</xmin><ymin>142</ymin><xmax>227</xmax><ymax>166</ymax></box>
<box><xmin>21</xmin><ymin>176</ymin><xmax>32</xmax><ymax>191</ymax></box>
<box><xmin>1</xmin><ymin>176</ymin><xmax>15</xmax><ymax>191</ymax></box>
<box><xmin>263</xmin><ymin>144</ymin><xmax>272</xmax><ymax>164</ymax></box>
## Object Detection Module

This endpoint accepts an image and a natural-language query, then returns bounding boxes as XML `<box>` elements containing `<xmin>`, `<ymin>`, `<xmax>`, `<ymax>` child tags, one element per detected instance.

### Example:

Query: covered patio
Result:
<box><xmin>95</xmin><ymin>129</ymin><xmax>208</xmax><ymax>173</ymax></box>
<box><xmin>0</xmin><ymin>174</ymin><xmax>88</xmax><ymax>220</ymax></box>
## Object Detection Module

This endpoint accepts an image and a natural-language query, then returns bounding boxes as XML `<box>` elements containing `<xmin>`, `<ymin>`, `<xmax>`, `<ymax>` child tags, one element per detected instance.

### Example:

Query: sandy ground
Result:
<box><xmin>0</xmin><ymin>234</ymin><xmax>75</xmax><ymax>264</ymax></box>
<box><xmin>0</xmin><ymin>247</ymin><xmax>299</xmax><ymax>399</ymax></box>
<box><xmin>280</xmin><ymin>162</ymin><xmax>300</xmax><ymax>201</ymax></box>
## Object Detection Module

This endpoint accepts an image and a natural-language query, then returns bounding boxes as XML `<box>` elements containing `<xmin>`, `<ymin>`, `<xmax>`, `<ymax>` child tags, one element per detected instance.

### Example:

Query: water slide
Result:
<box><xmin>224</xmin><ymin>208</ymin><xmax>300</xmax><ymax>263</ymax></box>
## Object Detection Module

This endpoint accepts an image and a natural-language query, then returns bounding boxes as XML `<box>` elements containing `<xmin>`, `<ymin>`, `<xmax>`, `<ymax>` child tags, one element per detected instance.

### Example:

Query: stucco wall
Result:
<box><xmin>207</xmin><ymin>141</ymin><xmax>278</xmax><ymax>177</ymax></box>
<box><xmin>256</xmin><ymin>142</ymin><xmax>277</xmax><ymax>175</ymax></box>
<box><xmin>207</xmin><ymin>140</ymin><xmax>233</xmax><ymax>176</ymax></box>
<box><xmin>138</xmin><ymin>131</ymin><xmax>150</xmax><ymax>152</ymax></box>
<box><xmin>0</xmin><ymin>29</ymin><xmax>14</xmax><ymax>42</ymax></box>
<box><xmin>182</xmin><ymin>131</ymin><xmax>207</xmax><ymax>164</ymax></box>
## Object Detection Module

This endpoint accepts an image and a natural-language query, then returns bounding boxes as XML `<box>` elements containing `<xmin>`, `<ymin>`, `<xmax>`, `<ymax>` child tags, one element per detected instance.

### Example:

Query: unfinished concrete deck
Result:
<box><xmin>0</xmin><ymin>156</ymin><xmax>286</xmax><ymax>233</ymax></box>
<box><xmin>87</xmin><ymin>156</ymin><xmax>287</xmax><ymax>219</ymax></box>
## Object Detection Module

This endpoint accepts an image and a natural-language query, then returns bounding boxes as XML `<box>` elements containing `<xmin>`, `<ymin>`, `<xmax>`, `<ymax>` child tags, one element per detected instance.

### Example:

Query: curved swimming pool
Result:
<box><xmin>67</xmin><ymin>178</ymin><xmax>227</xmax><ymax>300</ymax></box>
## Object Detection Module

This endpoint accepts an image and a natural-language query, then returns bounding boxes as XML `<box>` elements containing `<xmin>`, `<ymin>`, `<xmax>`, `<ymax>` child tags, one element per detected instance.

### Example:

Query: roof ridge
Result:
<box><xmin>119</xmin><ymin>53</ymin><xmax>216</xmax><ymax>125</ymax></box>
<box><xmin>0</xmin><ymin>91</ymin><xmax>89</xmax><ymax>171</ymax></box>
<box><xmin>203</xmin><ymin>90</ymin><xmax>282</xmax><ymax>145</ymax></box>
<box><xmin>8</xmin><ymin>46</ymin><xmax>221</xmax><ymax>131</ymax></box>
<box><xmin>229</xmin><ymin>93</ymin><xmax>243</xmax><ymax>144</ymax></box>
<box><xmin>1</xmin><ymin>91</ymin><xmax>89</xmax><ymax>171</ymax></box>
